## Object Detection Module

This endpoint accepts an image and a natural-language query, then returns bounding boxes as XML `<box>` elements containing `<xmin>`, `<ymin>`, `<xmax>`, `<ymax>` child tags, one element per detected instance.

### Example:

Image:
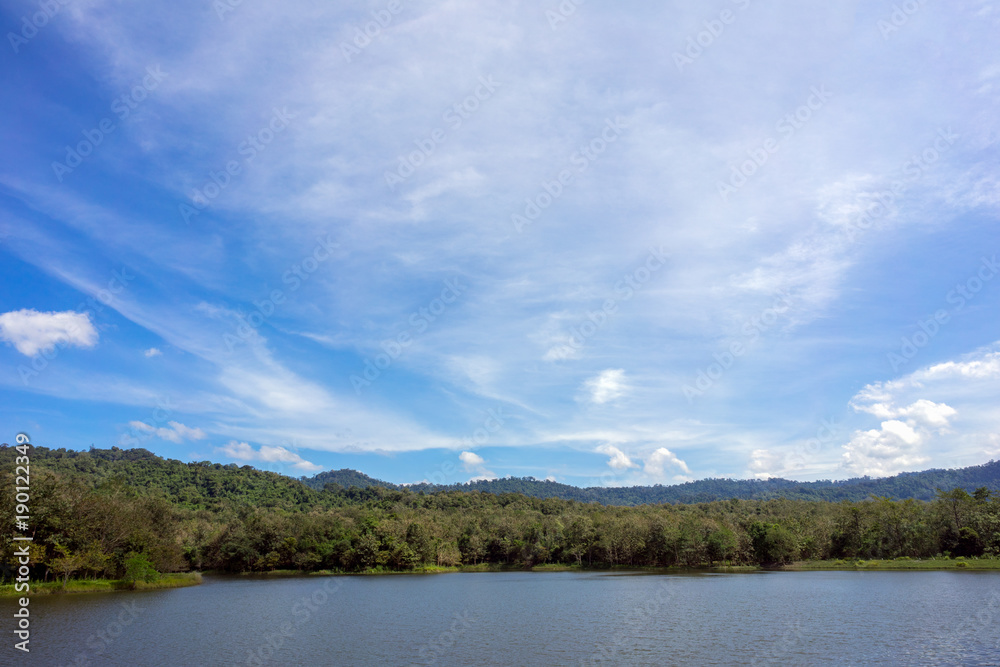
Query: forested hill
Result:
<box><xmin>7</xmin><ymin>444</ymin><xmax>1000</xmax><ymax>506</ymax></box>
<box><xmin>4</xmin><ymin>443</ymin><xmax>1000</xmax><ymax>579</ymax></box>
<box><xmin>305</xmin><ymin>460</ymin><xmax>1000</xmax><ymax>504</ymax></box>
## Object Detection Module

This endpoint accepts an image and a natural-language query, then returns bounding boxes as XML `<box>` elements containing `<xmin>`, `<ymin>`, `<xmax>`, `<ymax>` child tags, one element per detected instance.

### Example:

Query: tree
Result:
<box><xmin>706</xmin><ymin>527</ymin><xmax>737</xmax><ymax>565</ymax></box>
<box><xmin>47</xmin><ymin>545</ymin><xmax>83</xmax><ymax>587</ymax></box>
<box><xmin>747</xmin><ymin>522</ymin><xmax>798</xmax><ymax>566</ymax></box>
<box><xmin>122</xmin><ymin>552</ymin><xmax>159</xmax><ymax>587</ymax></box>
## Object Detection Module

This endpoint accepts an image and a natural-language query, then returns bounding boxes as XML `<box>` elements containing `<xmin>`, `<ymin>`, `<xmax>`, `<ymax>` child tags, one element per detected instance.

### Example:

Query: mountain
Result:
<box><xmin>303</xmin><ymin>460</ymin><xmax>1000</xmax><ymax>505</ymax></box>
<box><xmin>8</xmin><ymin>443</ymin><xmax>999</xmax><ymax>507</ymax></box>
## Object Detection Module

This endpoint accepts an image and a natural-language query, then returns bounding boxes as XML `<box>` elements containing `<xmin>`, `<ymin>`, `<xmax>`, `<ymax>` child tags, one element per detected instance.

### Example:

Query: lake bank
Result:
<box><xmin>8</xmin><ymin>558</ymin><xmax>996</xmax><ymax>596</ymax></box>
<box><xmin>785</xmin><ymin>557</ymin><xmax>1000</xmax><ymax>571</ymax></box>
<box><xmin>208</xmin><ymin>557</ymin><xmax>1000</xmax><ymax>578</ymax></box>
<box><xmin>0</xmin><ymin>572</ymin><xmax>202</xmax><ymax>597</ymax></box>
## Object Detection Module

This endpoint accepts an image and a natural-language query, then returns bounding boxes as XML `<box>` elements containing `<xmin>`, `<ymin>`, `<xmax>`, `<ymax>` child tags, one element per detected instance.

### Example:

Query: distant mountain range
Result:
<box><xmin>9</xmin><ymin>443</ymin><xmax>999</xmax><ymax>507</ymax></box>
<box><xmin>303</xmin><ymin>460</ymin><xmax>1000</xmax><ymax>505</ymax></box>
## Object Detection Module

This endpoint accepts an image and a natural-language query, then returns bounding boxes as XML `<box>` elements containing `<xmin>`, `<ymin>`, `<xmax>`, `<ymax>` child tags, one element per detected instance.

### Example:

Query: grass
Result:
<box><xmin>0</xmin><ymin>572</ymin><xmax>202</xmax><ymax>597</ymax></box>
<box><xmin>786</xmin><ymin>558</ymin><xmax>1000</xmax><ymax>571</ymax></box>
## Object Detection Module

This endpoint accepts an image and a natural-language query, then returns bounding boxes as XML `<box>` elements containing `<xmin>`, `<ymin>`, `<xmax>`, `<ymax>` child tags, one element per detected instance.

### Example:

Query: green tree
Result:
<box><xmin>122</xmin><ymin>551</ymin><xmax>159</xmax><ymax>587</ymax></box>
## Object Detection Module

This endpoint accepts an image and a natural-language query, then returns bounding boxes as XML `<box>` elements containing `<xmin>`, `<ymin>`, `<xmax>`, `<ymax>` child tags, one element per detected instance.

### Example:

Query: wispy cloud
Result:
<box><xmin>1</xmin><ymin>0</ymin><xmax>998</xmax><ymax>484</ymax></box>
<box><xmin>217</xmin><ymin>440</ymin><xmax>323</xmax><ymax>473</ymax></box>
<box><xmin>584</xmin><ymin>369</ymin><xmax>629</xmax><ymax>405</ymax></box>
<box><xmin>125</xmin><ymin>420</ymin><xmax>206</xmax><ymax>445</ymax></box>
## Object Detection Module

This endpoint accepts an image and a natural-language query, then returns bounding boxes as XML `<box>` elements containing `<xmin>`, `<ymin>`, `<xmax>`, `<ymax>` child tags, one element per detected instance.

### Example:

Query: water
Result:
<box><xmin>10</xmin><ymin>570</ymin><xmax>1000</xmax><ymax>665</ymax></box>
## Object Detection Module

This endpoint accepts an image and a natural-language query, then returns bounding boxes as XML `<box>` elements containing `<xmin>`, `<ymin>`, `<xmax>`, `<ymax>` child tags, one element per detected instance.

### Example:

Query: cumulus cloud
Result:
<box><xmin>124</xmin><ymin>420</ymin><xmax>207</xmax><ymax>444</ymax></box>
<box><xmin>841</xmin><ymin>421</ymin><xmax>931</xmax><ymax>477</ymax></box>
<box><xmin>644</xmin><ymin>447</ymin><xmax>690</xmax><ymax>477</ymax></box>
<box><xmin>216</xmin><ymin>440</ymin><xmax>324</xmax><ymax>472</ymax></box>
<box><xmin>0</xmin><ymin>309</ymin><xmax>98</xmax><ymax>356</ymax></box>
<box><xmin>596</xmin><ymin>444</ymin><xmax>637</xmax><ymax>471</ymax></box>
<box><xmin>584</xmin><ymin>369</ymin><xmax>628</xmax><ymax>404</ymax></box>
<box><xmin>842</xmin><ymin>397</ymin><xmax>956</xmax><ymax>476</ymax></box>
<box><xmin>144</xmin><ymin>347</ymin><xmax>162</xmax><ymax>357</ymax></box>
<box><xmin>459</xmin><ymin>450</ymin><xmax>496</xmax><ymax>480</ymax></box>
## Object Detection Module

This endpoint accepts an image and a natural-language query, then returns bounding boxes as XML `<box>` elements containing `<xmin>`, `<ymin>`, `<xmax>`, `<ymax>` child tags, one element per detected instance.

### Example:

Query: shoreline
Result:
<box><xmin>210</xmin><ymin>557</ymin><xmax>1000</xmax><ymax>578</ymax></box>
<box><xmin>5</xmin><ymin>558</ymin><xmax>997</xmax><ymax>597</ymax></box>
<box><xmin>0</xmin><ymin>572</ymin><xmax>202</xmax><ymax>597</ymax></box>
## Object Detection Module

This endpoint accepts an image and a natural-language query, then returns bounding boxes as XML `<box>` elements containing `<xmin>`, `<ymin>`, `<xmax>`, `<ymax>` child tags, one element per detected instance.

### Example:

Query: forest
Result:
<box><xmin>307</xmin><ymin>460</ymin><xmax>1000</xmax><ymax>504</ymax></box>
<box><xmin>2</xmin><ymin>444</ymin><xmax>999</xmax><ymax>583</ymax></box>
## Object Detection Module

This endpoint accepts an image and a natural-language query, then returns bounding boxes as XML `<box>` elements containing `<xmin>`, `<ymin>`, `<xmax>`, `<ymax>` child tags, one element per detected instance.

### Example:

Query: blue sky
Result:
<box><xmin>2</xmin><ymin>0</ymin><xmax>999</xmax><ymax>487</ymax></box>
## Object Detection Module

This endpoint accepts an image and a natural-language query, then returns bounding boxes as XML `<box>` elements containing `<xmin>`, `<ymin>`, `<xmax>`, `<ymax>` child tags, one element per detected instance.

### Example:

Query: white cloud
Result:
<box><xmin>584</xmin><ymin>369</ymin><xmax>628</xmax><ymax>404</ymax></box>
<box><xmin>897</xmin><ymin>400</ymin><xmax>956</xmax><ymax>428</ymax></box>
<box><xmin>842</xmin><ymin>421</ymin><xmax>931</xmax><ymax>477</ymax></box>
<box><xmin>124</xmin><ymin>420</ymin><xmax>207</xmax><ymax>444</ymax></box>
<box><xmin>216</xmin><ymin>440</ymin><xmax>323</xmax><ymax>472</ymax></box>
<box><xmin>459</xmin><ymin>450</ymin><xmax>495</xmax><ymax>480</ymax></box>
<box><xmin>218</xmin><ymin>441</ymin><xmax>255</xmax><ymax>459</ymax></box>
<box><xmin>0</xmin><ymin>309</ymin><xmax>98</xmax><ymax>357</ymax></box>
<box><xmin>843</xmin><ymin>396</ymin><xmax>956</xmax><ymax>476</ymax></box>
<box><xmin>838</xmin><ymin>344</ymin><xmax>1000</xmax><ymax>476</ymax></box>
<box><xmin>144</xmin><ymin>347</ymin><xmax>162</xmax><ymax>357</ymax></box>
<box><xmin>459</xmin><ymin>451</ymin><xmax>485</xmax><ymax>467</ymax></box>
<box><xmin>748</xmin><ymin>448</ymin><xmax>784</xmax><ymax>479</ymax></box>
<box><xmin>596</xmin><ymin>444</ymin><xmax>637</xmax><ymax>471</ymax></box>
<box><xmin>644</xmin><ymin>447</ymin><xmax>690</xmax><ymax>478</ymax></box>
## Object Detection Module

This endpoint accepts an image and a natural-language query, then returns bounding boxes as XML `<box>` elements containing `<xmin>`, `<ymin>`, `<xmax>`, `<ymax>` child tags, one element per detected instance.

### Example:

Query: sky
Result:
<box><xmin>1</xmin><ymin>0</ymin><xmax>998</xmax><ymax>487</ymax></box>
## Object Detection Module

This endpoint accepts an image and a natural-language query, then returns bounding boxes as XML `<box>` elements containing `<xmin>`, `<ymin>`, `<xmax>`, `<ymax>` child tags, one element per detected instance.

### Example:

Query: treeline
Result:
<box><xmin>2</xmin><ymin>445</ymin><xmax>999</xmax><ymax>580</ymax></box>
<box><xmin>307</xmin><ymin>461</ymin><xmax>1000</xmax><ymax>504</ymax></box>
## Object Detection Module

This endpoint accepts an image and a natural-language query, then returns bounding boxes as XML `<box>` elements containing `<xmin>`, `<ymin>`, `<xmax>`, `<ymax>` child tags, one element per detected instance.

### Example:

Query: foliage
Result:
<box><xmin>123</xmin><ymin>552</ymin><xmax>160</xmax><ymax>585</ymax></box>
<box><xmin>1</xmin><ymin>444</ymin><xmax>999</xmax><ymax>578</ymax></box>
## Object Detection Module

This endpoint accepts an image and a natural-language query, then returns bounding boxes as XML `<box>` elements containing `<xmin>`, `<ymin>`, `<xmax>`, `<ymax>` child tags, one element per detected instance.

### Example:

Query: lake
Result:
<box><xmin>12</xmin><ymin>570</ymin><xmax>1000</xmax><ymax>665</ymax></box>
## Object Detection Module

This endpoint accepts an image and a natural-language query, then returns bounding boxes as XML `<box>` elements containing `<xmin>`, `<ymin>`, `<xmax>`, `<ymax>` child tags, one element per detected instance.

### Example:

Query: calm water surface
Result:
<box><xmin>10</xmin><ymin>570</ymin><xmax>1000</xmax><ymax>666</ymax></box>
